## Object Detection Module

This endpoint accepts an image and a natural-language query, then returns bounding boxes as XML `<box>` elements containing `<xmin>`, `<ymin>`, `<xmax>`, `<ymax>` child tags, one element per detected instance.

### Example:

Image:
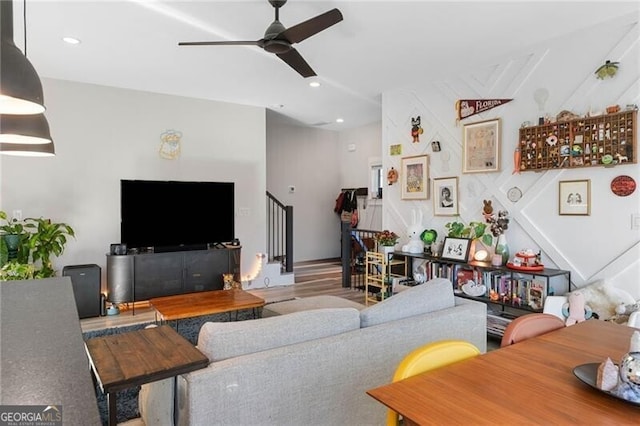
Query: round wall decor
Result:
<box><xmin>507</xmin><ymin>186</ymin><xmax>523</xmax><ymax>202</ymax></box>
<box><xmin>611</xmin><ymin>175</ymin><xmax>636</xmax><ymax>197</ymax></box>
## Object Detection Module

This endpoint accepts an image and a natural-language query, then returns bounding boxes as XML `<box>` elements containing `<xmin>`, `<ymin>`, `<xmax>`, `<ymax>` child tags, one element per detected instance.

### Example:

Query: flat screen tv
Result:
<box><xmin>120</xmin><ymin>179</ymin><xmax>234</xmax><ymax>252</ymax></box>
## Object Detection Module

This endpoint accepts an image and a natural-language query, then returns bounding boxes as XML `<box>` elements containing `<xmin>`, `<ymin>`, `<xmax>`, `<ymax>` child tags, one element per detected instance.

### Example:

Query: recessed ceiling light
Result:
<box><xmin>336</xmin><ymin>118</ymin><xmax>344</xmax><ymax>123</ymax></box>
<box><xmin>309</xmin><ymin>81</ymin><xmax>321</xmax><ymax>88</ymax></box>
<box><xmin>62</xmin><ymin>37</ymin><xmax>81</xmax><ymax>45</ymax></box>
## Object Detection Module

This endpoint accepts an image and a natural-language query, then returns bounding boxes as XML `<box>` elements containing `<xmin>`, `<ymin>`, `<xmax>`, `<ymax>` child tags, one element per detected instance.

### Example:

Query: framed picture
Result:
<box><xmin>401</xmin><ymin>155</ymin><xmax>429</xmax><ymax>199</ymax></box>
<box><xmin>559</xmin><ymin>179</ymin><xmax>591</xmax><ymax>216</ymax></box>
<box><xmin>433</xmin><ymin>177</ymin><xmax>459</xmax><ymax>216</ymax></box>
<box><xmin>440</xmin><ymin>237</ymin><xmax>472</xmax><ymax>262</ymax></box>
<box><xmin>462</xmin><ymin>118</ymin><xmax>501</xmax><ymax>173</ymax></box>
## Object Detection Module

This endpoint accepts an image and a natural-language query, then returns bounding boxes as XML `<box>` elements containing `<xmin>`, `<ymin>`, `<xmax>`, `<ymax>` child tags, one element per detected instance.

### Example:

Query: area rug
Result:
<box><xmin>83</xmin><ymin>308</ymin><xmax>258</xmax><ymax>425</ymax></box>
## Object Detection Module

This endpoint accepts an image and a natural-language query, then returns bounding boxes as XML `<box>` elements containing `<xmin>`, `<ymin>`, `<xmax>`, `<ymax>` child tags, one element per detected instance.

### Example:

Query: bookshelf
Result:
<box><xmin>394</xmin><ymin>250</ymin><xmax>572</xmax><ymax>337</ymax></box>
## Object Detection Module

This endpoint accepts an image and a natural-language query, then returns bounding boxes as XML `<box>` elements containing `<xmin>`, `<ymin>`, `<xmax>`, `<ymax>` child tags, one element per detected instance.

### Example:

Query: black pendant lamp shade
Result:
<box><xmin>0</xmin><ymin>0</ymin><xmax>45</xmax><ymax>114</ymax></box>
<box><xmin>0</xmin><ymin>113</ymin><xmax>51</xmax><ymax>143</ymax></box>
<box><xmin>0</xmin><ymin>140</ymin><xmax>54</xmax><ymax>156</ymax></box>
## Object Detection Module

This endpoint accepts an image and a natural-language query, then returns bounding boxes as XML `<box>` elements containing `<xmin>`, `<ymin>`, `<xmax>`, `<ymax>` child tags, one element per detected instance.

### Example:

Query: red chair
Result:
<box><xmin>500</xmin><ymin>313</ymin><xmax>565</xmax><ymax>347</ymax></box>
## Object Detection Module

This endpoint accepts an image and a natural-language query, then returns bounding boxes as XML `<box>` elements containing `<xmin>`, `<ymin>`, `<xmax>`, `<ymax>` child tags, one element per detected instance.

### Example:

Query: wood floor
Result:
<box><xmin>80</xmin><ymin>258</ymin><xmax>364</xmax><ymax>333</ymax></box>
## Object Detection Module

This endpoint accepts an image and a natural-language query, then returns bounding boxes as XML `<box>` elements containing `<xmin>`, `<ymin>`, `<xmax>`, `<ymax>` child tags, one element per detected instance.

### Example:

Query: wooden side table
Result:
<box><xmin>85</xmin><ymin>325</ymin><xmax>209</xmax><ymax>426</ymax></box>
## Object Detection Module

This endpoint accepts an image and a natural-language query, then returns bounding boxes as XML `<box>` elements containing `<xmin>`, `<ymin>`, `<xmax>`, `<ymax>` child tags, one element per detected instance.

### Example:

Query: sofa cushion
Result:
<box><xmin>262</xmin><ymin>295</ymin><xmax>365</xmax><ymax>317</ymax></box>
<box><xmin>197</xmin><ymin>307</ymin><xmax>361</xmax><ymax>361</ymax></box>
<box><xmin>360</xmin><ymin>277</ymin><xmax>454</xmax><ymax>328</ymax></box>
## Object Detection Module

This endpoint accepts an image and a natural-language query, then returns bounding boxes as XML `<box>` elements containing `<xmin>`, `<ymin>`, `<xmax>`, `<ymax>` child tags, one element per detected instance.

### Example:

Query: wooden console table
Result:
<box><xmin>85</xmin><ymin>325</ymin><xmax>208</xmax><ymax>426</ymax></box>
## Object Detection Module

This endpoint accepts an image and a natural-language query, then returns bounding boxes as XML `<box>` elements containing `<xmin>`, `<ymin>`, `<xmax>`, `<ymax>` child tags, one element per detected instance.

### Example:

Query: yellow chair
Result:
<box><xmin>386</xmin><ymin>340</ymin><xmax>481</xmax><ymax>426</ymax></box>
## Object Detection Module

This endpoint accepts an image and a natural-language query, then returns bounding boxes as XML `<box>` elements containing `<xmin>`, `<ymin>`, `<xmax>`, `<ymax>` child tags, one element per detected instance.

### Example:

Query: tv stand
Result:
<box><xmin>106</xmin><ymin>246</ymin><xmax>241</xmax><ymax>306</ymax></box>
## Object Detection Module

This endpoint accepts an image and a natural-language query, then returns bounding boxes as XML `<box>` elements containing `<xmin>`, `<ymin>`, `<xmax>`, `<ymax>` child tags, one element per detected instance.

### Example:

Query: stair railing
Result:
<box><xmin>266</xmin><ymin>191</ymin><xmax>293</xmax><ymax>273</ymax></box>
<box><xmin>341</xmin><ymin>223</ymin><xmax>380</xmax><ymax>289</ymax></box>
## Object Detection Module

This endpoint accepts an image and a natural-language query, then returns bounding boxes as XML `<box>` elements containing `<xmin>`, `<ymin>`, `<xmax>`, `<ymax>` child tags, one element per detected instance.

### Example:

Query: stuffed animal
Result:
<box><xmin>616</xmin><ymin>302</ymin><xmax>640</xmax><ymax>316</ymax></box>
<box><xmin>402</xmin><ymin>209</ymin><xmax>425</xmax><ymax>254</ymax></box>
<box><xmin>566</xmin><ymin>291</ymin><xmax>587</xmax><ymax>326</ymax></box>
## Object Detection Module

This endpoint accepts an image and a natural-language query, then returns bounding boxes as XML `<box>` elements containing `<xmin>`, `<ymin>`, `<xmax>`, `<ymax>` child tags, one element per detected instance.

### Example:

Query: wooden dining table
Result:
<box><xmin>367</xmin><ymin>320</ymin><xmax>639</xmax><ymax>425</ymax></box>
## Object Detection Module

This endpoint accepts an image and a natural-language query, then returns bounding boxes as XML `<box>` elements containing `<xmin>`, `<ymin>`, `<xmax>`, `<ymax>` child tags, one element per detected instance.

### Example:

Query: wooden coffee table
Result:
<box><xmin>85</xmin><ymin>325</ymin><xmax>208</xmax><ymax>426</ymax></box>
<box><xmin>149</xmin><ymin>288</ymin><xmax>265</xmax><ymax>323</ymax></box>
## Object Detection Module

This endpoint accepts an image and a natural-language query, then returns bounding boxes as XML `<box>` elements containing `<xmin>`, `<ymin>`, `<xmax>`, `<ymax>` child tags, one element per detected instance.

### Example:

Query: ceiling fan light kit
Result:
<box><xmin>178</xmin><ymin>0</ymin><xmax>343</xmax><ymax>78</ymax></box>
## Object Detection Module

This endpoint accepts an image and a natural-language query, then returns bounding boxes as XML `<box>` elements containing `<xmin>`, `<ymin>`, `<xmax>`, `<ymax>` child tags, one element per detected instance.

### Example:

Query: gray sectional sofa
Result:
<box><xmin>138</xmin><ymin>278</ymin><xmax>487</xmax><ymax>426</ymax></box>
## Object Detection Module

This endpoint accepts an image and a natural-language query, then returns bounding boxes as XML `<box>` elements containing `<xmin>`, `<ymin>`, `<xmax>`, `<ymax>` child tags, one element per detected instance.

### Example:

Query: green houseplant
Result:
<box><xmin>0</xmin><ymin>211</ymin><xmax>75</xmax><ymax>280</ymax></box>
<box><xmin>445</xmin><ymin>219</ymin><xmax>493</xmax><ymax>246</ymax></box>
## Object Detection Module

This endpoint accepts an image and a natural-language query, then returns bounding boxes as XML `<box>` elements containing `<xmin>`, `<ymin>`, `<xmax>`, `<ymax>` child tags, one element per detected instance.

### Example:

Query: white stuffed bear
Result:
<box><xmin>402</xmin><ymin>209</ymin><xmax>425</xmax><ymax>254</ymax></box>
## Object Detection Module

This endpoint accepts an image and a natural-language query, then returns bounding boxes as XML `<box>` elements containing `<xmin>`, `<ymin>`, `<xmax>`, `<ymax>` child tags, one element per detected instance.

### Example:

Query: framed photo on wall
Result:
<box><xmin>462</xmin><ymin>118</ymin><xmax>501</xmax><ymax>173</ymax></box>
<box><xmin>401</xmin><ymin>155</ymin><xmax>429</xmax><ymax>199</ymax></box>
<box><xmin>559</xmin><ymin>179</ymin><xmax>591</xmax><ymax>215</ymax></box>
<box><xmin>440</xmin><ymin>237</ymin><xmax>472</xmax><ymax>262</ymax></box>
<box><xmin>433</xmin><ymin>177</ymin><xmax>459</xmax><ymax>216</ymax></box>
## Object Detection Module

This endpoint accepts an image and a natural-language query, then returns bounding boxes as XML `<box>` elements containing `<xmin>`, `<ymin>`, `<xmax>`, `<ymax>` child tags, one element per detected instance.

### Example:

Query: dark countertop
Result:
<box><xmin>0</xmin><ymin>277</ymin><xmax>101</xmax><ymax>426</ymax></box>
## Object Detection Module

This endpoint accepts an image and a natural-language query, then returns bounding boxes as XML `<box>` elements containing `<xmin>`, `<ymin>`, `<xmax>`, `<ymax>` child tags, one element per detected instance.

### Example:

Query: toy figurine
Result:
<box><xmin>411</xmin><ymin>116</ymin><xmax>424</xmax><ymax>143</ymax></box>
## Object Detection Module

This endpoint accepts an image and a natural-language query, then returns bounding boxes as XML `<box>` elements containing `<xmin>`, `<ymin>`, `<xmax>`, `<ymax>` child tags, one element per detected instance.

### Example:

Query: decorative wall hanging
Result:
<box><xmin>387</xmin><ymin>167</ymin><xmax>398</xmax><ymax>185</ymax></box>
<box><xmin>595</xmin><ymin>60</ymin><xmax>619</xmax><ymax>80</ymax></box>
<box><xmin>611</xmin><ymin>175</ymin><xmax>636</xmax><ymax>197</ymax></box>
<box><xmin>433</xmin><ymin>177</ymin><xmax>459</xmax><ymax>216</ymax></box>
<box><xmin>559</xmin><ymin>179</ymin><xmax>591</xmax><ymax>216</ymax></box>
<box><xmin>455</xmin><ymin>99</ymin><xmax>512</xmax><ymax>124</ymax></box>
<box><xmin>159</xmin><ymin>129</ymin><xmax>182</xmax><ymax>159</ymax></box>
<box><xmin>390</xmin><ymin>144</ymin><xmax>402</xmax><ymax>155</ymax></box>
<box><xmin>462</xmin><ymin>118</ymin><xmax>501</xmax><ymax>173</ymax></box>
<box><xmin>401</xmin><ymin>155</ymin><xmax>429</xmax><ymax>200</ymax></box>
<box><xmin>411</xmin><ymin>116</ymin><xmax>423</xmax><ymax>143</ymax></box>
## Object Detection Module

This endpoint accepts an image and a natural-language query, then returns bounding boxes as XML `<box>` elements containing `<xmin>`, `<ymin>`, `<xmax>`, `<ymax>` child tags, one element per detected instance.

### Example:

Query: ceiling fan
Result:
<box><xmin>178</xmin><ymin>0</ymin><xmax>343</xmax><ymax>78</ymax></box>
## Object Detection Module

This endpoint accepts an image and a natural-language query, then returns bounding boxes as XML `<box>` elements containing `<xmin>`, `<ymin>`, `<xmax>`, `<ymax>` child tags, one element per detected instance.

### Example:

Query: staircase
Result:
<box><xmin>243</xmin><ymin>192</ymin><xmax>294</xmax><ymax>289</ymax></box>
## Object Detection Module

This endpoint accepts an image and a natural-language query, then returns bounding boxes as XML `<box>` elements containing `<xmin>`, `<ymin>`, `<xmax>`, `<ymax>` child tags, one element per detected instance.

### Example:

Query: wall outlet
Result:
<box><xmin>632</xmin><ymin>213</ymin><xmax>640</xmax><ymax>230</ymax></box>
<box><xmin>238</xmin><ymin>208</ymin><xmax>250</xmax><ymax>217</ymax></box>
<box><xmin>12</xmin><ymin>210</ymin><xmax>22</xmax><ymax>221</ymax></box>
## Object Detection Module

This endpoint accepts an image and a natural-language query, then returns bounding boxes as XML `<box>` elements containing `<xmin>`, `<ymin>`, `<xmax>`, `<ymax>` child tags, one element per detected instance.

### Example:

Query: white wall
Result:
<box><xmin>0</xmin><ymin>79</ymin><xmax>266</xmax><ymax>292</ymax></box>
<box><xmin>266</xmin><ymin>118</ymin><xmax>341</xmax><ymax>261</ymax></box>
<box><xmin>381</xmin><ymin>13</ymin><xmax>640</xmax><ymax>298</ymax></box>
<box><xmin>339</xmin><ymin>122</ymin><xmax>383</xmax><ymax>231</ymax></box>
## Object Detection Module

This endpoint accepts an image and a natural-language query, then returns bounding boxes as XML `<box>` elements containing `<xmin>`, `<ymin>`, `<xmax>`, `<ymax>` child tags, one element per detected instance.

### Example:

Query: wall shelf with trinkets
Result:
<box><xmin>517</xmin><ymin>109</ymin><xmax>637</xmax><ymax>172</ymax></box>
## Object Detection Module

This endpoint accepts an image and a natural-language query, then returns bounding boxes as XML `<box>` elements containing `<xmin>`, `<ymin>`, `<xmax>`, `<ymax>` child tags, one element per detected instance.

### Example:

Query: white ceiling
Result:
<box><xmin>14</xmin><ymin>0</ymin><xmax>640</xmax><ymax>131</ymax></box>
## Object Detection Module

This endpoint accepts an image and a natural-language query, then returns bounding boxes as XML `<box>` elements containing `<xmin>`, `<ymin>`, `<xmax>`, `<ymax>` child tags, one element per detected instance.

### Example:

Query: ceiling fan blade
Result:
<box><xmin>279</xmin><ymin>8</ymin><xmax>343</xmax><ymax>44</ymax></box>
<box><xmin>276</xmin><ymin>48</ymin><xmax>316</xmax><ymax>78</ymax></box>
<box><xmin>178</xmin><ymin>40</ymin><xmax>264</xmax><ymax>47</ymax></box>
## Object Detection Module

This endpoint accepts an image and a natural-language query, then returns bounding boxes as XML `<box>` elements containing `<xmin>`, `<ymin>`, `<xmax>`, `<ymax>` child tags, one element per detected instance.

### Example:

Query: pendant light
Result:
<box><xmin>0</xmin><ymin>113</ymin><xmax>51</xmax><ymax>144</ymax></box>
<box><xmin>0</xmin><ymin>140</ymin><xmax>54</xmax><ymax>156</ymax></box>
<box><xmin>0</xmin><ymin>0</ymin><xmax>54</xmax><ymax>156</ymax></box>
<box><xmin>0</xmin><ymin>0</ymin><xmax>45</xmax><ymax>114</ymax></box>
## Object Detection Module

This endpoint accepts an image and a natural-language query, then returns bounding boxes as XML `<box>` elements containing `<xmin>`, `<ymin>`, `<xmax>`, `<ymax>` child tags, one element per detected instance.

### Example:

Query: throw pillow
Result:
<box><xmin>360</xmin><ymin>277</ymin><xmax>455</xmax><ymax>328</ymax></box>
<box><xmin>197</xmin><ymin>307</ymin><xmax>360</xmax><ymax>361</ymax></box>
